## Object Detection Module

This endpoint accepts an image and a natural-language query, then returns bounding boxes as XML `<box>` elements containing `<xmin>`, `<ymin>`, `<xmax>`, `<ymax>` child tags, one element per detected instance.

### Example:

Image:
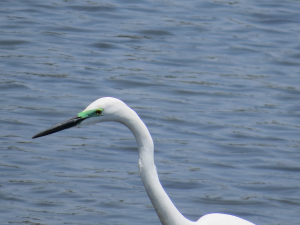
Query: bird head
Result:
<box><xmin>32</xmin><ymin>97</ymin><xmax>130</xmax><ymax>139</ymax></box>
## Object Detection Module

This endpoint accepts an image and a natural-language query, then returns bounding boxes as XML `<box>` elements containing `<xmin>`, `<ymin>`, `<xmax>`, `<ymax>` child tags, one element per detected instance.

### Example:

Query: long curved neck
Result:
<box><xmin>121</xmin><ymin>107</ymin><xmax>194</xmax><ymax>225</ymax></box>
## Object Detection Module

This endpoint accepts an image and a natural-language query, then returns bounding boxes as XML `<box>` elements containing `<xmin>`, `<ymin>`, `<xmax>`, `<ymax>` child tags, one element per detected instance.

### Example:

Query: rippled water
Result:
<box><xmin>1</xmin><ymin>1</ymin><xmax>300</xmax><ymax>225</ymax></box>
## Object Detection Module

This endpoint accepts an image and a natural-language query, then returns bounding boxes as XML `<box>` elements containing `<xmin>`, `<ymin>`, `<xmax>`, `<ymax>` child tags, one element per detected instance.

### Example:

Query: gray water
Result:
<box><xmin>1</xmin><ymin>0</ymin><xmax>300</xmax><ymax>224</ymax></box>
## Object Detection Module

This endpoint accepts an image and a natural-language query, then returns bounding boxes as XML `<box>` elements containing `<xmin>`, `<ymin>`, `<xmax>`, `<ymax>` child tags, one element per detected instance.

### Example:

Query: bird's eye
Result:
<box><xmin>95</xmin><ymin>110</ymin><xmax>102</xmax><ymax>115</ymax></box>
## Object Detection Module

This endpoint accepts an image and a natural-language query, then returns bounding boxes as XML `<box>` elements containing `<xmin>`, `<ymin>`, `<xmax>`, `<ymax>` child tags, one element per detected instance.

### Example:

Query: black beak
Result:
<box><xmin>32</xmin><ymin>116</ymin><xmax>86</xmax><ymax>139</ymax></box>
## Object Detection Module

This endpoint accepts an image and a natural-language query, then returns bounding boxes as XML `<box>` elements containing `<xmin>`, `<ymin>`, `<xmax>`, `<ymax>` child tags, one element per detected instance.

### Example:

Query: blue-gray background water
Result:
<box><xmin>1</xmin><ymin>0</ymin><xmax>300</xmax><ymax>224</ymax></box>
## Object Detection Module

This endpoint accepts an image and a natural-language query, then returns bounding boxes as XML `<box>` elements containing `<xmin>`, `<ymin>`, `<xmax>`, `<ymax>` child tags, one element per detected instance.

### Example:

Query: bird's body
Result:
<box><xmin>33</xmin><ymin>97</ymin><xmax>255</xmax><ymax>225</ymax></box>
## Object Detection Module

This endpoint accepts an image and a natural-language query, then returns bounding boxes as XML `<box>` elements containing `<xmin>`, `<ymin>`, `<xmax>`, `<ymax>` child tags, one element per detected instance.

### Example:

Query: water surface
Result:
<box><xmin>1</xmin><ymin>1</ymin><xmax>300</xmax><ymax>225</ymax></box>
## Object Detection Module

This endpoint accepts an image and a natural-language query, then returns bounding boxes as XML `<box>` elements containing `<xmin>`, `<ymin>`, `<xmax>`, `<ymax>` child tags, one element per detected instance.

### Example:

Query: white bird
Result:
<box><xmin>33</xmin><ymin>97</ymin><xmax>256</xmax><ymax>225</ymax></box>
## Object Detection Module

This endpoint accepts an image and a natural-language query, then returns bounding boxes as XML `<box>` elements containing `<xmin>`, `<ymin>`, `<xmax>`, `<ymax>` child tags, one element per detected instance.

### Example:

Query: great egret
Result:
<box><xmin>33</xmin><ymin>97</ymin><xmax>255</xmax><ymax>225</ymax></box>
